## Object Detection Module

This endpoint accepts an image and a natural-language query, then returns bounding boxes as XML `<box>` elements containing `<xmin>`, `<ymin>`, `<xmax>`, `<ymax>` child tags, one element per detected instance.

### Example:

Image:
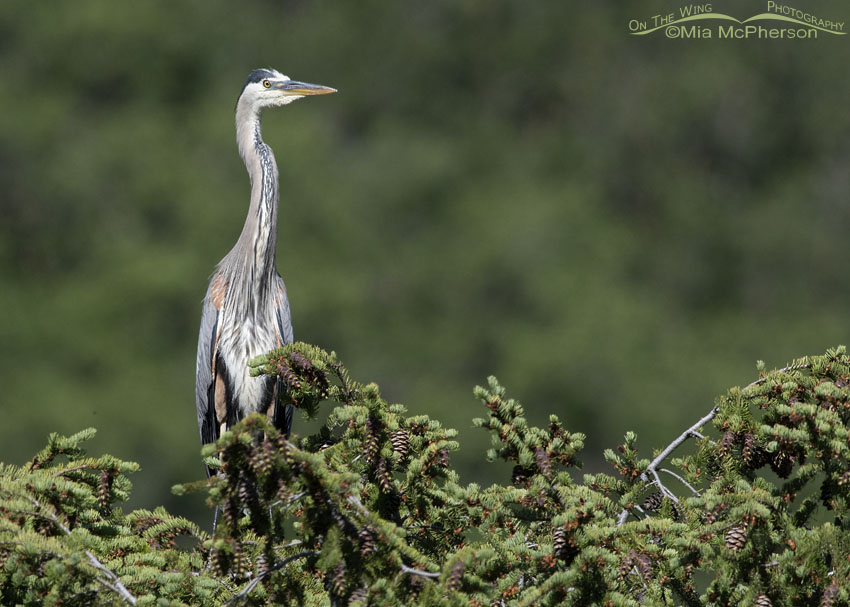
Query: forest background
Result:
<box><xmin>1</xmin><ymin>0</ymin><xmax>848</xmax><ymax>524</ymax></box>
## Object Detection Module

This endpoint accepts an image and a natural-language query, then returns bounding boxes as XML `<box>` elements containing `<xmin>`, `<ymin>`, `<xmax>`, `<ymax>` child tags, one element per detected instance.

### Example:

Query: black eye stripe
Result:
<box><xmin>245</xmin><ymin>69</ymin><xmax>275</xmax><ymax>84</ymax></box>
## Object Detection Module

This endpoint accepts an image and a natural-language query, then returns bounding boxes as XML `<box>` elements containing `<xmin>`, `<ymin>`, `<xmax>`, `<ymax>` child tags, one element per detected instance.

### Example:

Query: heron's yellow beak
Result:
<box><xmin>275</xmin><ymin>80</ymin><xmax>337</xmax><ymax>96</ymax></box>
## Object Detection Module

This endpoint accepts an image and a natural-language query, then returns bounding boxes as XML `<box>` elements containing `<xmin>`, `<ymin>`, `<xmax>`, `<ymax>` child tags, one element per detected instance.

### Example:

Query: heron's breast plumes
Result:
<box><xmin>218</xmin><ymin>313</ymin><xmax>278</xmax><ymax>417</ymax></box>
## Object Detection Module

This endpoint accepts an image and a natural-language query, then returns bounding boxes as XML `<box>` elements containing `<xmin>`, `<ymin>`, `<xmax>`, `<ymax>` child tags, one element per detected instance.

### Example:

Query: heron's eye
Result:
<box><xmin>263</xmin><ymin>80</ymin><xmax>271</xmax><ymax>88</ymax></box>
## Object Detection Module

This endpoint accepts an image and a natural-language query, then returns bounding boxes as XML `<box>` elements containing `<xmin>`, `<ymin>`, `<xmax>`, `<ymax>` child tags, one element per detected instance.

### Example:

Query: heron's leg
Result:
<box><xmin>204</xmin><ymin>506</ymin><xmax>221</xmax><ymax>572</ymax></box>
<box><xmin>211</xmin><ymin>420</ymin><xmax>228</xmax><ymax>537</ymax></box>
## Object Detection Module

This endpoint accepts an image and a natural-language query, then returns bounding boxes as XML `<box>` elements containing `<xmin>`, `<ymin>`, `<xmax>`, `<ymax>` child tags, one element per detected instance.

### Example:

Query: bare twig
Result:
<box><xmin>649</xmin><ymin>471</ymin><xmax>680</xmax><ymax>504</ymax></box>
<box><xmin>270</xmin><ymin>491</ymin><xmax>306</xmax><ymax>511</ymax></box>
<box><xmin>226</xmin><ymin>551</ymin><xmax>316</xmax><ymax>606</ymax></box>
<box><xmin>51</xmin><ymin>464</ymin><xmax>96</xmax><ymax>478</ymax></box>
<box><xmin>24</xmin><ymin>496</ymin><xmax>137</xmax><ymax>605</ymax></box>
<box><xmin>659</xmin><ymin>468</ymin><xmax>700</xmax><ymax>497</ymax></box>
<box><xmin>279</xmin><ymin>539</ymin><xmax>304</xmax><ymax>549</ymax></box>
<box><xmin>743</xmin><ymin>361</ymin><xmax>811</xmax><ymax>390</ymax></box>
<box><xmin>400</xmin><ymin>564</ymin><xmax>441</xmax><ymax>579</ymax></box>
<box><xmin>617</xmin><ymin>361</ymin><xmax>813</xmax><ymax>526</ymax></box>
<box><xmin>630</xmin><ymin>504</ymin><xmax>647</xmax><ymax>519</ymax></box>
<box><xmin>346</xmin><ymin>495</ymin><xmax>371</xmax><ymax>513</ymax></box>
<box><xmin>645</xmin><ymin>407</ymin><xmax>718</xmax><ymax>479</ymax></box>
<box><xmin>617</xmin><ymin>406</ymin><xmax>718</xmax><ymax>526</ymax></box>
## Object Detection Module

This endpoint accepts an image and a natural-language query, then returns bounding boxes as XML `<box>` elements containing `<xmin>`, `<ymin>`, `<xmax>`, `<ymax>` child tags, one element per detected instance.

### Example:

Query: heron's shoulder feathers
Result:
<box><xmin>208</xmin><ymin>272</ymin><xmax>228</xmax><ymax>310</ymax></box>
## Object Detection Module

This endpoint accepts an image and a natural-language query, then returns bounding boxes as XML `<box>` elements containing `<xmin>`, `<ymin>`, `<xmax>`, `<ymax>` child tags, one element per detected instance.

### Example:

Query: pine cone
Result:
<box><xmin>254</xmin><ymin>441</ymin><xmax>275</xmax><ymax>475</ymax></box>
<box><xmin>291</xmin><ymin>351</ymin><xmax>329</xmax><ymax>397</ymax></box>
<box><xmin>535</xmin><ymin>447</ymin><xmax>553</xmax><ymax>480</ymax></box>
<box><xmin>724</xmin><ymin>525</ymin><xmax>747</xmax><ymax>551</ymax></box>
<box><xmin>770</xmin><ymin>451</ymin><xmax>795</xmax><ymax>479</ymax></box>
<box><xmin>634</xmin><ymin>553</ymin><xmax>652</xmax><ymax>582</ymax></box>
<box><xmin>552</xmin><ymin>525</ymin><xmax>576</xmax><ymax>561</ymax></box>
<box><xmin>390</xmin><ymin>429</ymin><xmax>410</xmax><ymax>459</ymax></box>
<box><xmin>407</xmin><ymin>569</ymin><xmax>426</xmax><ymax>600</ymax></box>
<box><xmin>364</xmin><ymin>418</ymin><xmax>380</xmax><ymax>464</ymax></box>
<box><xmin>238</xmin><ymin>480</ymin><xmax>263</xmax><ymax>531</ymax></box>
<box><xmin>435</xmin><ymin>448</ymin><xmax>450</xmax><ymax>468</ymax></box>
<box><xmin>719</xmin><ymin>430</ymin><xmax>738</xmax><ymax>456</ymax></box>
<box><xmin>642</xmin><ymin>492</ymin><xmax>663</xmax><ymax>512</ymax></box>
<box><xmin>289</xmin><ymin>350</ymin><xmax>311</xmax><ymax>372</ymax></box>
<box><xmin>821</xmin><ymin>580</ymin><xmax>838</xmax><ymax>607</ymax></box>
<box><xmin>97</xmin><ymin>471</ymin><xmax>113</xmax><ymax>509</ymax></box>
<box><xmin>238</xmin><ymin>477</ymin><xmax>260</xmax><ymax>511</ymax></box>
<box><xmin>223</xmin><ymin>497</ymin><xmax>239</xmax><ymax>528</ymax></box>
<box><xmin>742</xmin><ymin>434</ymin><xmax>767</xmax><ymax>469</ymax></box>
<box><xmin>755</xmin><ymin>594</ymin><xmax>772</xmax><ymax>607</ymax></box>
<box><xmin>359</xmin><ymin>526</ymin><xmax>377</xmax><ymax>556</ymax></box>
<box><xmin>511</xmin><ymin>465</ymin><xmax>532</xmax><ymax>487</ymax></box>
<box><xmin>618</xmin><ymin>550</ymin><xmax>636</xmax><ymax>579</ymax></box>
<box><xmin>375</xmin><ymin>458</ymin><xmax>393</xmax><ymax>493</ymax></box>
<box><xmin>274</xmin><ymin>435</ymin><xmax>292</xmax><ymax>467</ymax></box>
<box><xmin>553</xmin><ymin>526</ymin><xmax>568</xmax><ymax>558</ymax></box>
<box><xmin>330</xmin><ymin>562</ymin><xmax>346</xmax><ymax>597</ymax></box>
<box><xmin>349</xmin><ymin>587</ymin><xmax>368</xmax><ymax>606</ymax></box>
<box><xmin>446</xmin><ymin>561</ymin><xmax>465</xmax><ymax>591</ymax></box>
<box><xmin>255</xmin><ymin>552</ymin><xmax>269</xmax><ymax>578</ymax></box>
<box><xmin>231</xmin><ymin>540</ymin><xmax>248</xmax><ymax>578</ymax></box>
<box><xmin>277</xmin><ymin>358</ymin><xmax>300</xmax><ymax>391</ymax></box>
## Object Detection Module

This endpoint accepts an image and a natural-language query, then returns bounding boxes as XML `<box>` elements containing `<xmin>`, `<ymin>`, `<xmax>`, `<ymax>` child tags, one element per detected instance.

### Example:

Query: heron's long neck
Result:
<box><xmin>230</xmin><ymin>107</ymin><xmax>279</xmax><ymax>312</ymax></box>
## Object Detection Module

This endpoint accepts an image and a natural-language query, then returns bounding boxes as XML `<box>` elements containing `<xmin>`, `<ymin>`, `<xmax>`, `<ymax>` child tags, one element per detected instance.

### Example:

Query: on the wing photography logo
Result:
<box><xmin>628</xmin><ymin>2</ymin><xmax>845</xmax><ymax>39</ymax></box>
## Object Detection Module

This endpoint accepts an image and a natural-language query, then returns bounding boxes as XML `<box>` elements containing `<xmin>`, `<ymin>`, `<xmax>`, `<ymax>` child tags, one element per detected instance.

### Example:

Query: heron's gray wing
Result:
<box><xmin>274</xmin><ymin>274</ymin><xmax>294</xmax><ymax>345</ymax></box>
<box><xmin>196</xmin><ymin>273</ymin><xmax>227</xmax><ymax>448</ymax></box>
<box><xmin>272</xmin><ymin>275</ymin><xmax>294</xmax><ymax>435</ymax></box>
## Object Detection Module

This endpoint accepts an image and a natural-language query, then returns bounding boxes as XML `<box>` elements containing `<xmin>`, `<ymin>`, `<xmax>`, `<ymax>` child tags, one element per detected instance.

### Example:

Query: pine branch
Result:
<box><xmin>25</xmin><ymin>495</ymin><xmax>138</xmax><ymax>606</ymax></box>
<box><xmin>743</xmin><ymin>360</ymin><xmax>812</xmax><ymax>390</ymax></box>
<box><xmin>225</xmin><ymin>551</ymin><xmax>316</xmax><ymax>606</ymax></box>
<box><xmin>617</xmin><ymin>406</ymin><xmax>718</xmax><ymax>525</ymax></box>
<box><xmin>5</xmin><ymin>344</ymin><xmax>848</xmax><ymax>605</ymax></box>
<box><xmin>659</xmin><ymin>467</ymin><xmax>700</xmax><ymax>496</ymax></box>
<box><xmin>400</xmin><ymin>564</ymin><xmax>441</xmax><ymax>579</ymax></box>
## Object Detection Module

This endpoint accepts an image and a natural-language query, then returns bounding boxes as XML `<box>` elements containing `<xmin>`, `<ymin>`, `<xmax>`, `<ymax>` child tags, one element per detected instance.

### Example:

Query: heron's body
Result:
<box><xmin>195</xmin><ymin>69</ymin><xmax>335</xmax><ymax>454</ymax></box>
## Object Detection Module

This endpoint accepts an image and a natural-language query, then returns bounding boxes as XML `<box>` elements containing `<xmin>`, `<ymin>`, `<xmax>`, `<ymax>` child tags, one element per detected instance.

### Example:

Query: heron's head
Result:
<box><xmin>238</xmin><ymin>68</ymin><xmax>336</xmax><ymax>111</ymax></box>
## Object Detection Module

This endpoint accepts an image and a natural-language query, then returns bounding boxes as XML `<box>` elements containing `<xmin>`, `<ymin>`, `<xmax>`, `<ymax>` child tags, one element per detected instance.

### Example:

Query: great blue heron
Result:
<box><xmin>195</xmin><ymin>68</ymin><xmax>335</xmax><ymax>462</ymax></box>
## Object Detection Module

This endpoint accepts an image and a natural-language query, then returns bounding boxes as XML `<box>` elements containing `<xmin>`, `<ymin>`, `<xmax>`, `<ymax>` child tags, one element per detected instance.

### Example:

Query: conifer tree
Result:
<box><xmin>1</xmin><ymin>343</ymin><xmax>848</xmax><ymax>605</ymax></box>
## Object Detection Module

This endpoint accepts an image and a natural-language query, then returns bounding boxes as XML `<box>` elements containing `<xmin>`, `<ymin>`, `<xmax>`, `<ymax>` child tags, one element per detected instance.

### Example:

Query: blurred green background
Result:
<box><xmin>1</xmin><ymin>1</ymin><xmax>848</xmax><ymax>524</ymax></box>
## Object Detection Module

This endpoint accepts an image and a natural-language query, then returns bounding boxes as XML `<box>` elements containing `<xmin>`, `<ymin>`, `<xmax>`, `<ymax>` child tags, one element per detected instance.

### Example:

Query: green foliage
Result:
<box><xmin>0</xmin><ymin>430</ymin><xmax>215</xmax><ymax>606</ymax></box>
<box><xmin>3</xmin><ymin>343</ymin><xmax>850</xmax><ymax>605</ymax></box>
<box><xmin>3</xmin><ymin>4</ymin><xmax>850</xmax><ymax>522</ymax></box>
